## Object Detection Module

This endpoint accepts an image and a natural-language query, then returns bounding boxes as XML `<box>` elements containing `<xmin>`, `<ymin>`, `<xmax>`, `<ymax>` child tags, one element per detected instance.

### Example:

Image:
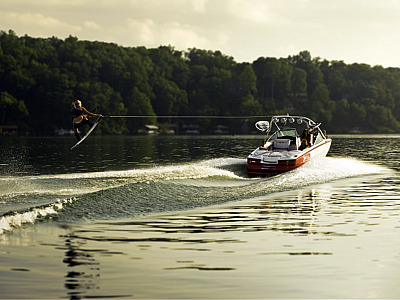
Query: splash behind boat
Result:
<box><xmin>247</xmin><ymin>115</ymin><xmax>332</xmax><ymax>176</ymax></box>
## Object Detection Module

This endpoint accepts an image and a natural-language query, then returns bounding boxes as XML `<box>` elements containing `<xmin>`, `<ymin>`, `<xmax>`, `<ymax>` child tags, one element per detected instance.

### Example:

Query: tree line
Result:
<box><xmin>1</xmin><ymin>29</ymin><xmax>400</xmax><ymax>135</ymax></box>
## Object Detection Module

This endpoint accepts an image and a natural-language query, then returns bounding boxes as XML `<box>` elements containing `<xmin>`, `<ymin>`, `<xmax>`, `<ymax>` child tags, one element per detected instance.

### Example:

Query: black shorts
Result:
<box><xmin>73</xmin><ymin>118</ymin><xmax>94</xmax><ymax>129</ymax></box>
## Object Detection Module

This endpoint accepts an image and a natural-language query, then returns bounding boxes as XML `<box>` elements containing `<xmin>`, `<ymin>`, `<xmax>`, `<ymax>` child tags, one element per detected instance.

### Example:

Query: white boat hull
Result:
<box><xmin>247</xmin><ymin>138</ymin><xmax>332</xmax><ymax>176</ymax></box>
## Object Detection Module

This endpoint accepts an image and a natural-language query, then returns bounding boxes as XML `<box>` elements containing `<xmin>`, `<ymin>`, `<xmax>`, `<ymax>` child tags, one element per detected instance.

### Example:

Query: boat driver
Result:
<box><xmin>299</xmin><ymin>129</ymin><xmax>310</xmax><ymax>150</ymax></box>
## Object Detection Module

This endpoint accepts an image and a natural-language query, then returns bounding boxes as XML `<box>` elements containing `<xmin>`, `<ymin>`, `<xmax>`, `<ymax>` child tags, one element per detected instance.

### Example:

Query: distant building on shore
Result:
<box><xmin>0</xmin><ymin>125</ymin><xmax>18</xmax><ymax>135</ymax></box>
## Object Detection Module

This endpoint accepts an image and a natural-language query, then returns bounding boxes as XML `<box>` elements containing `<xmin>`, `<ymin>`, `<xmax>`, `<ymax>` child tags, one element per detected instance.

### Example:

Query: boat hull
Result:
<box><xmin>247</xmin><ymin>138</ymin><xmax>332</xmax><ymax>176</ymax></box>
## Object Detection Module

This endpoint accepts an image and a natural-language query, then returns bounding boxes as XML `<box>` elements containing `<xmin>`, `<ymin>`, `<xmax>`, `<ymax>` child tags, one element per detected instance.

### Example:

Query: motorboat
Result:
<box><xmin>247</xmin><ymin>115</ymin><xmax>332</xmax><ymax>176</ymax></box>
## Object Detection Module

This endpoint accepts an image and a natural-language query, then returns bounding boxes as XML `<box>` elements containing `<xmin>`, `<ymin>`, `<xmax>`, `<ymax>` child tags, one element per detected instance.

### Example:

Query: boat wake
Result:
<box><xmin>0</xmin><ymin>157</ymin><xmax>390</xmax><ymax>234</ymax></box>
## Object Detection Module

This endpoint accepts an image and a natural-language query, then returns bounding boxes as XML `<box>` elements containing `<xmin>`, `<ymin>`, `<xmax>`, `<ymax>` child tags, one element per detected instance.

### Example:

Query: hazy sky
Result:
<box><xmin>2</xmin><ymin>0</ymin><xmax>400</xmax><ymax>67</ymax></box>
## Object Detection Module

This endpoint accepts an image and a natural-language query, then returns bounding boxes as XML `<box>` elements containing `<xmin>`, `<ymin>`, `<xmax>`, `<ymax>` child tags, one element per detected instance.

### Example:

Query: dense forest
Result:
<box><xmin>1</xmin><ymin>29</ymin><xmax>400</xmax><ymax>135</ymax></box>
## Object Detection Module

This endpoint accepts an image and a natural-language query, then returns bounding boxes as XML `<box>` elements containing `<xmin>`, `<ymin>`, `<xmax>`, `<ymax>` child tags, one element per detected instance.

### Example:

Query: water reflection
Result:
<box><xmin>62</xmin><ymin>234</ymin><xmax>100</xmax><ymax>299</ymax></box>
<box><xmin>61</xmin><ymin>230</ymin><xmax>132</xmax><ymax>299</ymax></box>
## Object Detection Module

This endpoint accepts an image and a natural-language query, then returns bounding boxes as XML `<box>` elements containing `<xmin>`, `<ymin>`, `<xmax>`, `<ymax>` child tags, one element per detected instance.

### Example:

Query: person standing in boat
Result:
<box><xmin>71</xmin><ymin>100</ymin><xmax>102</xmax><ymax>141</ymax></box>
<box><xmin>299</xmin><ymin>129</ymin><xmax>310</xmax><ymax>150</ymax></box>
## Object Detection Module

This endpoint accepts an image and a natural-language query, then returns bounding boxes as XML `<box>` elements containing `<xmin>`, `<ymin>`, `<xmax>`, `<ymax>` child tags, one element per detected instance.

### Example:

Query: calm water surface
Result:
<box><xmin>1</xmin><ymin>135</ymin><xmax>400</xmax><ymax>299</ymax></box>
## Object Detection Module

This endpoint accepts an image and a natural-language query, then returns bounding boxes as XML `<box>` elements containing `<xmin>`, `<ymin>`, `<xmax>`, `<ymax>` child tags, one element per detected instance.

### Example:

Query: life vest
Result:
<box><xmin>71</xmin><ymin>106</ymin><xmax>83</xmax><ymax>120</ymax></box>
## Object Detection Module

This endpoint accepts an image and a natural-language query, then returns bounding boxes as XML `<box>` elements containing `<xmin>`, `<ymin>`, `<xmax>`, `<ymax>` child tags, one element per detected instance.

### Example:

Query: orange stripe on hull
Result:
<box><xmin>247</xmin><ymin>153</ymin><xmax>311</xmax><ymax>176</ymax></box>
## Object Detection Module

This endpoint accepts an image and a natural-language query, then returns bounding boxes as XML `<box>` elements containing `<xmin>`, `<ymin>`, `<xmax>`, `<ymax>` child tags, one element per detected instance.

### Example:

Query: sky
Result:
<box><xmin>2</xmin><ymin>0</ymin><xmax>400</xmax><ymax>67</ymax></box>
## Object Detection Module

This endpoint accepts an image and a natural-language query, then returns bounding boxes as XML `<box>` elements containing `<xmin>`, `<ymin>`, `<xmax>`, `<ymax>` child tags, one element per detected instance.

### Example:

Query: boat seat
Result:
<box><xmin>273</xmin><ymin>139</ymin><xmax>291</xmax><ymax>149</ymax></box>
<box><xmin>288</xmin><ymin>137</ymin><xmax>300</xmax><ymax>150</ymax></box>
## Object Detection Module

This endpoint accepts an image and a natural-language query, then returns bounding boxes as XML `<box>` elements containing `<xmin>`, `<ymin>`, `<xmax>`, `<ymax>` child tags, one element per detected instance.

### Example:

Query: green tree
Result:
<box><xmin>0</xmin><ymin>91</ymin><xmax>28</xmax><ymax>124</ymax></box>
<box><xmin>288</xmin><ymin>51</ymin><xmax>324</xmax><ymax>95</ymax></box>
<box><xmin>291</xmin><ymin>68</ymin><xmax>307</xmax><ymax>96</ymax></box>
<box><xmin>308</xmin><ymin>84</ymin><xmax>335</xmax><ymax>126</ymax></box>
<box><xmin>149</xmin><ymin>46</ymin><xmax>188</xmax><ymax>115</ymax></box>
<box><xmin>125</xmin><ymin>87</ymin><xmax>156</xmax><ymax>132</ymax></box>
<box><xmin>253</xmin><ymin>57</ymin><xmax>292</xmax><ymax>100</ymax></box>
<box><xmin>322</xmin><ymin>60</ymin><xmax>348</xmax><ymax>101</ymax></box>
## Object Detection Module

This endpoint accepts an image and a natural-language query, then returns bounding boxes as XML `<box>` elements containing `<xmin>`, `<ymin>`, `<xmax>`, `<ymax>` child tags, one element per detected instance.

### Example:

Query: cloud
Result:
<box><xmin>159</xmin><ymin>22</ymin><xmax>214</xmax><ymax>49</ymax></box>
<box><xmin>126</xmin><ymin>19</ymin><xmax>157</xmax><ymax>45</ymax></box>
<box><xmin>224</xmin><ymin>0</ymin><xmax>289</xmax><ymax>26</ymax></box>
<box><xmin>0</xmin><ymin>11</ymin><xmax>82</xmax><ymax>36</ymax></box>
<box><xmin>84</xmin><ymin>21</ymin><xmax>101</xmax><ymax>30</ymax></box>
<box><xmin>119</xmin><ymin>0</ymin><xmax>286</xmax><ymax>54</ymax></box>
<box><xmin>126</xmin><ymin>18</ymin><xmax>217</xmax><ymax>50</ymax></box>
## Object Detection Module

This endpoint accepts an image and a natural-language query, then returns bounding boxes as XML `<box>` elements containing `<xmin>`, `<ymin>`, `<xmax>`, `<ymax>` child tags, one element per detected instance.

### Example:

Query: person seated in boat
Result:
<box><xmin>259</xmin><ymin>140</ymin><xmax>269</xmax><ymax>150</ymax></box>
<box><xmin>323</xmin><ymin>130</ymin><xmax>328</xmax><ymax>138</ymax></box>
<box><xmin>299</xmin><ymin>129</ymin><xmax>310</xmax><ymax>150</ymax></box>
<box><xmin>71</xmin><ymin>100</ymin><xmax>102</xmax><ymax>141</ymax></box>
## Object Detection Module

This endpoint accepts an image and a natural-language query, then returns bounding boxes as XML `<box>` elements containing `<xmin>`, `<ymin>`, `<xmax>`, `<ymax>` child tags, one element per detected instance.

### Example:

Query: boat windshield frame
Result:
<box><xmin>267</xmin><ymin>128</ymin><xmax>298</xmax><ymax>142</ymax></box>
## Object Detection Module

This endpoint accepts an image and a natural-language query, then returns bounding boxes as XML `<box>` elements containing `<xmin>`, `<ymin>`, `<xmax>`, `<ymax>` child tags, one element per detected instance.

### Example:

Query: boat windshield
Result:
<box><xmin>267</xmin><ymin>128</ymin><xmax>298</xmax><ymax>142</ymax></box>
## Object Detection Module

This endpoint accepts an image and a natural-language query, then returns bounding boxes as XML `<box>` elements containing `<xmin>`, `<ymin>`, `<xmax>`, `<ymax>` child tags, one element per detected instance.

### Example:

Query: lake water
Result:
<box><xmin>1</xmin><ymin>135</ymin><xmax>400</xmax><ymax>299</ymax></box>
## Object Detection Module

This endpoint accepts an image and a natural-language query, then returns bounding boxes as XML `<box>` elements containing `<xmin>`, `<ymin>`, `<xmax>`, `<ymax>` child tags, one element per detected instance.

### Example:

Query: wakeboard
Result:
<box><xmin>70</xmin><ymin>116</ymin><xmax>102</xmax><ymax>150</ymax></box>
